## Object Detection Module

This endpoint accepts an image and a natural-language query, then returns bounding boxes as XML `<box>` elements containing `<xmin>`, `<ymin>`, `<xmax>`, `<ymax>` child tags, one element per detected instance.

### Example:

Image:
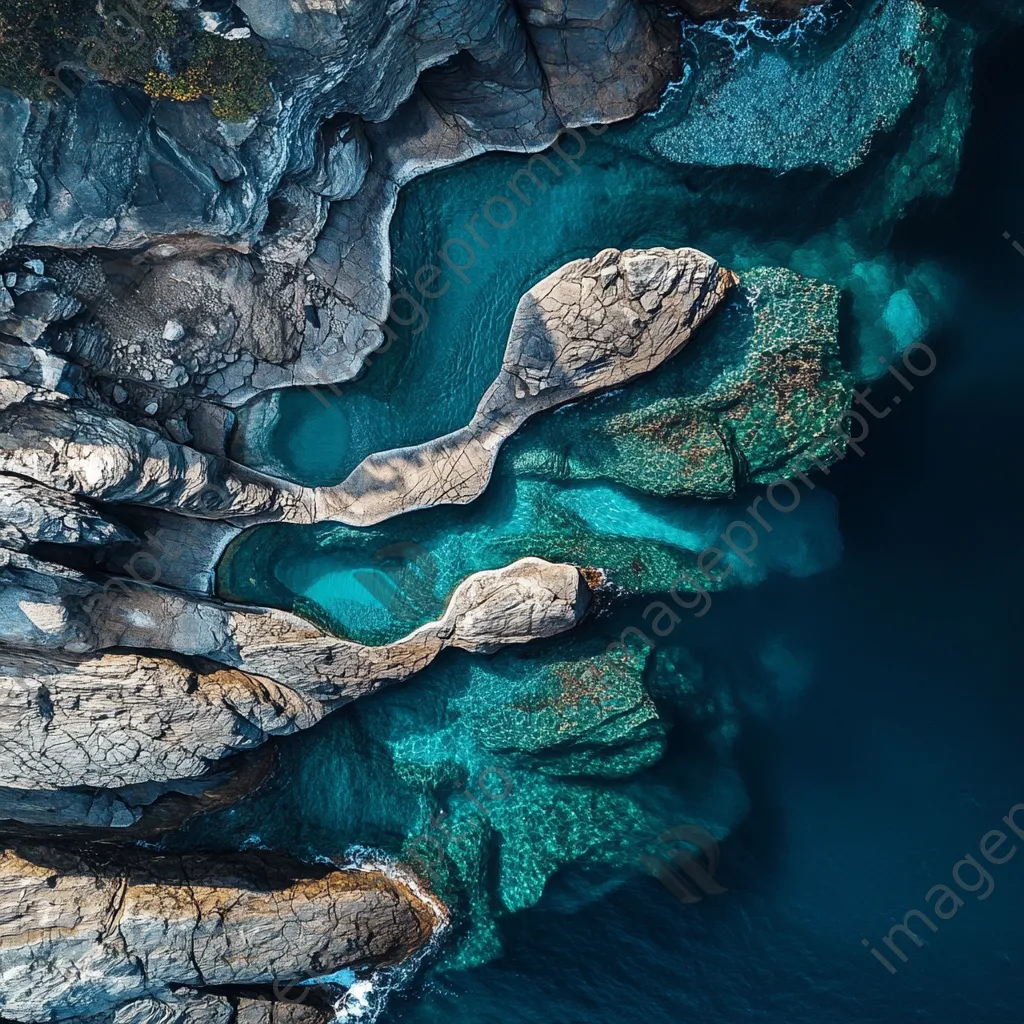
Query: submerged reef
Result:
<box><xmin>648</xmin><ymin>0</ymin><xmax>968</xmax><ymax>175</ymax></box>
<box><xmin>220</xmin><ymin>263</ymin><xmax>853</xmax><ymax>643</ymax></box>
<box><xmin>174</xmin><ymin>637</ymin><xmax>747</xmax><ymax>971</ymax></box>
<box><xmin>506</xmin><ymin>266</ymin><xmax>854</xmax><ymax>499</ymax></box>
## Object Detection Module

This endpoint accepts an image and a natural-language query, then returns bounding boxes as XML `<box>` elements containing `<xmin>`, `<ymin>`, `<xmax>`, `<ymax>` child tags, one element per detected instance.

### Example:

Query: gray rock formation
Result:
<box><xmin>313</xmin><ymin>247</ymin><xmax>736</xmax><ymax>524</ymax></box>
<box><xmin>0</xmin><ymin>376</ymin><xmax>301</xmax><ymax>525</ymax></box>
<box><xmin>0</xmin><ymin>0</ymin><xmax>800</xmax><ymax>1011</ymax></box>
<box><xmin>1</xmin><ymin>0</ymin><xmax>678</xmax><ymax>405</ymax></box>
<box><xmin>0</xmin><ymin>556</ymin><xmax>588</xmax><ymax>798</ymax></box>
<box><xmin>0</xmin><ymin>474</ymin><xmax>135</xmax><ymax>551</ymax></box>
<box><xmin>0</xmin><ymin>0</ymin><xmax>707</xmax><ymax>986</ymax></box>
<box><xmin>0</xmin><ymin>245</ymin><xmax>743</xmax><ymax>834</ymax></box>
<box><xmin>0</xmin><ymin>844</ymin><xmax>439</xmax><ymax>1023</ymax></box>
<box><xmin>0</xmin><ymin>749</ymin><xmax>275</xmax><ymax>836</ymax></box>
<box><xmin>0</xmin><ymin>249</ymin><xmax>766</xmax><ymax>847</ymax></box>
<box><xmin>666</xmin><ymin>0</ymin><xmax>824</xmax><ymax>18</ymax></box>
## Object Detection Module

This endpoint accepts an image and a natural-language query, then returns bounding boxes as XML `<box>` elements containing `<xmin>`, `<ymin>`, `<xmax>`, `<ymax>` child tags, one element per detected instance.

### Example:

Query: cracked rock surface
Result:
<box><xmin>0</xmin><ymin>249</ymin><xmax>732</xmax><ymax>527</ymax></box>
<box><xmin>0</xmin><ymin>555</ymin><xmax>587</xmax><ymax>799</ymax></box>
<box><xmin>0</xmin><ymin>248</ymin><xmax>737</xmax><ymax>834</ymax></box>
<box><xmin>314</xmin><ymin>247</ymin><xmax>737</xmax><ymax>525</ymax></box>
<box><xmin>0</xmin><ymin>0</ymin><xmax>742</xmax><ymax>1009</ymax></box>
<box><xmin>0</xmin><ymin>844</ymin><xmax>438</xmax><ymax>1023</ymax></box>
<box><xmin>0</xmin><ymin>0</ymin><xmax>678</xmax><ymax>405</ymax></box>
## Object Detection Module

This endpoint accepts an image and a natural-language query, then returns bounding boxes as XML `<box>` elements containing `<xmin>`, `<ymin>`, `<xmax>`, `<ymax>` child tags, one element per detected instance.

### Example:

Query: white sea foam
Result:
<box><xmin>684</xmin><ymin>2</ymin><xmax>842</xmax><ymax>59</ymax></box>
<box><xmin>327</xmin><ymin>846</ymin><xmax>450</xmax><ymax>1024</ymax></box>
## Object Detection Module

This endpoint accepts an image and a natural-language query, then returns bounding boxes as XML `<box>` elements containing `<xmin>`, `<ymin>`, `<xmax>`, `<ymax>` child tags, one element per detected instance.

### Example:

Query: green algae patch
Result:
<box><xmin>145</xmin><ymin>34</ymin><xmax>275</xmax><ymax>122</ymax></box>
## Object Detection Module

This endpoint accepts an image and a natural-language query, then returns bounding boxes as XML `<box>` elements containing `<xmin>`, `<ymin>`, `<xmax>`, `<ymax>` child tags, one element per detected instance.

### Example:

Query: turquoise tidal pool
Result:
<box><xmin>198</xmin><ymin>3</ymin><xmax>1024</xmax><ymax>1020</ymax></box>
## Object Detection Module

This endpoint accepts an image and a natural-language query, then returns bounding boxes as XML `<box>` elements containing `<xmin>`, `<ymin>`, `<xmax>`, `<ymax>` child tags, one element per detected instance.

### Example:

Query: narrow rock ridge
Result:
<box><xmin>0</xmin><ymin>554</ymin><xmax>588</xmax><ymax>809</ymax></box>
<box><xmin>0</xmin><ymin>247</ymin><xmax>736</xmax><ymax>536</ymax></box>
<box><xmin>312</xmin><ymin>248</ymin><xmax>738</xmax><ymax>525</ymax></box>
<box><xmin>0</xmin><ymin>844</ymin><xmax>439</xmax><ymax>1024</ymax></box>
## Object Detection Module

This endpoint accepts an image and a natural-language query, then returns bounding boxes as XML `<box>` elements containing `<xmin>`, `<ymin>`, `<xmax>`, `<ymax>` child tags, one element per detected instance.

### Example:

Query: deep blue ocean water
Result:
<box><xmin>371</xmin><ymin>20</ymin><xmax>1024</xmax><ymax>1024</ymax></box>
<box><xmin>205</xmin><ymin>8</ymin><xmax>1024</xmax><ymax>1023</ymax></box>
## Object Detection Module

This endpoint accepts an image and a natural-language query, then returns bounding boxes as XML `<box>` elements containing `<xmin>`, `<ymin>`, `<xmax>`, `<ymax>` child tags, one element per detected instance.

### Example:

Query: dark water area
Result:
<box><xmin>372</xmin><ymin>24</ymin><xmax>1024</xmax><ymax>1024</ymax></box>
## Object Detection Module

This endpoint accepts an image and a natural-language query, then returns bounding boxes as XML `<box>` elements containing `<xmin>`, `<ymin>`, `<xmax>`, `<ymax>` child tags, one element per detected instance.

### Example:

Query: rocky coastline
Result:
<box><xmin>0</xmin><ymin>0</ymin><xmax>721</xmax><ymax>1012</ymax></box>
<box><xmin>0</xmin><ymin>843</ymin><xmax>439</xmax><ymax>1023</ymax></box>
<box><xmin>1</xmin><ymin>0</ymin><xmax>1008</xmax><ymax>1018</ymax></box>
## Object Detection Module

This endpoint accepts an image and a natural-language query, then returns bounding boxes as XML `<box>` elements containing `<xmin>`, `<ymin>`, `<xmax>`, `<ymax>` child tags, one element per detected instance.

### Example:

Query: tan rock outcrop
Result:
<box><xmin>312</xmin><ymin>247</ymin><xmax>736</xmax><ymax>525</ymax></box>
<box><xmin>0</xmin><ymin>555</ymin><xmax>588</xmax><ymax>800</ymax></box>
<box><xmin>99</xmin><ymin>994</ymin><xmax>332</xmax><ymax>1024</ymax></box>
<box><xmin>0</xmin><ymin>845</ymin><xmax>438</xmax><ymax>1023</ymax></box>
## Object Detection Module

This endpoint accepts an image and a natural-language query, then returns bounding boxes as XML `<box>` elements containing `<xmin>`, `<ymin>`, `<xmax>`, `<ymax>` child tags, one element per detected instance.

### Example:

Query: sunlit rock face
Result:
<box><xmin>312</xmin><ymin>247</ymin><xmax>736</xmax><ymax>525</ymax></box>
<box><xmin>0</xmin><ymin>844</ymin><xmax>438</xmax><ymax>1023</ymax></box>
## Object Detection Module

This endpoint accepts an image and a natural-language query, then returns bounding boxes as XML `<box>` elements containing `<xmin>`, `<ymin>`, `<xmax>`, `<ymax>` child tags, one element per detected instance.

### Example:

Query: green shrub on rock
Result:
<box><xmin>0</xmin><ymin>0</ymin><xmax>273</xmax><ymax>122</ymax></box>
<box><xmin>145</xmin><ymin>34</ymin><xmax>275</xmax><ymax>122</ymax></box>
<box><xmin>0</xmin><ymin>0</ymin><xmax>99</xmax><ymax>99</ymax></box>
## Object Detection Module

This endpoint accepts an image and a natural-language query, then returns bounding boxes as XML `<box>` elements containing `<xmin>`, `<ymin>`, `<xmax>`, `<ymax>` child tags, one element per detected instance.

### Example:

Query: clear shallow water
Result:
<box><xmin>203</xmin><ymin>4</ymin><xmax>1024</xmax><ymax>1022</ymax></box>
<box><xmin>232</xmin><ymin>0</ymin><xmax>956</xmax><ymax>487</ymax></box>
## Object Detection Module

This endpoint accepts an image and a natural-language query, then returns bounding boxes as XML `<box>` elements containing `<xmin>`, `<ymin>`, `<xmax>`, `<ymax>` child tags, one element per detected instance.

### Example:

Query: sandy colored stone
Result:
<box><xmin>0</xmin><ymin>845</ymin><xmax>438</xmax><ymax>1023</ymax></box>
<box><xmin>0</xmin><ymin>553</ymin><xmax>589</xmax><ymax>800</ymax></box>
<box><xmin>313</xmin><ymin>248</ymin><xmax>736</xmax><ymax>525</ymax></box>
